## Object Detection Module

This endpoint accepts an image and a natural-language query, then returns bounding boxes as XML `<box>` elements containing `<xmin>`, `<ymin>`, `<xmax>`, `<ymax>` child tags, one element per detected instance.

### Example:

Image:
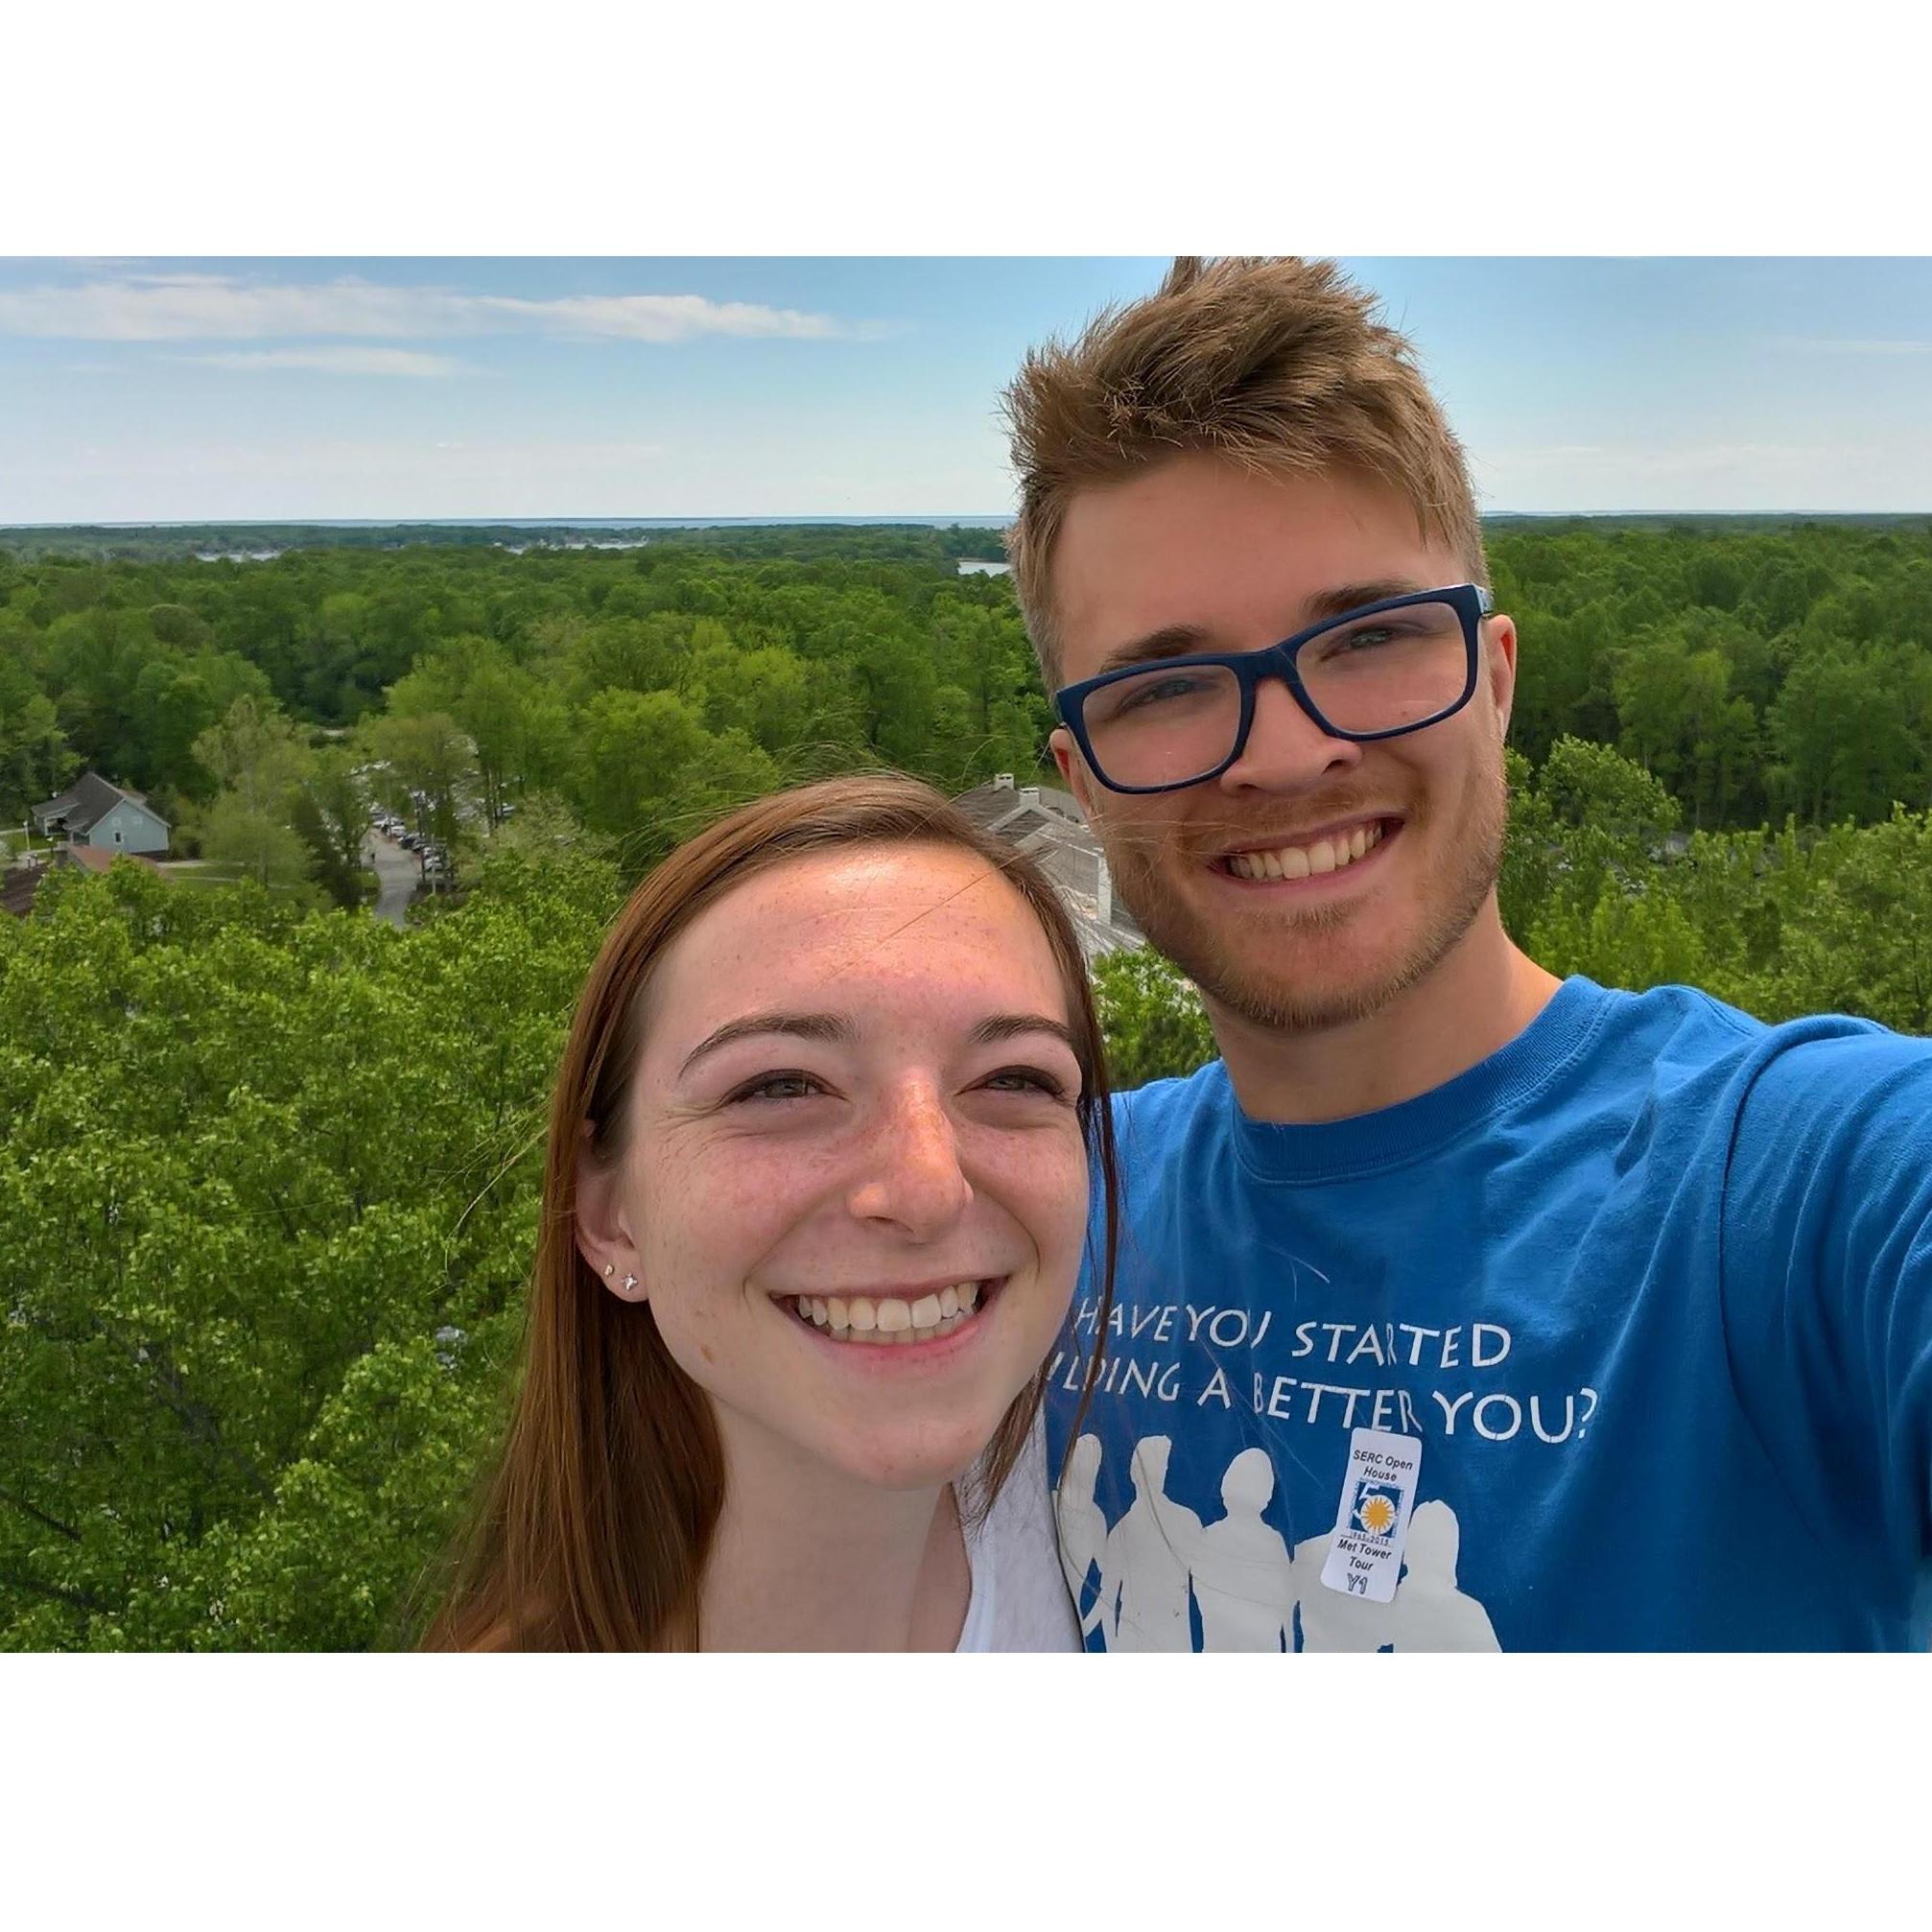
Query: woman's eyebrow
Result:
<box><xmin>677</xmin><ymin>1011</ymin><xmax>853</xmax><ymax>1078</ymax></box>
<box><xmin>968</xmin><ymin>1014</ymin><xmax>1080</xmax><ymax>1054</ymax></box>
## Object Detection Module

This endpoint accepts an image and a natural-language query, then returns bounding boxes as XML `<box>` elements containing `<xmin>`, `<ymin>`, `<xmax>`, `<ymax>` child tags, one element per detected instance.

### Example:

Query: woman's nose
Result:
<box><xmin>844</xmin><ymin>1085</ymin><xmax>973</xmax><ymax>1237</ymax></box>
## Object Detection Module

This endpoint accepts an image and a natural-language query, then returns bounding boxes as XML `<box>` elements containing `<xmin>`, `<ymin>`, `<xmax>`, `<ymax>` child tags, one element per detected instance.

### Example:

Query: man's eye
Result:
<box><xmin>1317</xmin><ymin>624</ymin><xmax>1402</xmax><ymax>657</ymax></box>
<box><xmin>1118</xmin><ymin>674</ymin><xmax>1210</xmax><ymax>712</ymax></box>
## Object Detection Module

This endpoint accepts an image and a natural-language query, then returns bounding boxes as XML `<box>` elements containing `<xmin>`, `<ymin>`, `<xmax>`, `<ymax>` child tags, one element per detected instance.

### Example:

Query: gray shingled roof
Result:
<box><xmin>952</xmin><ymin>778</ymin><xmax>1144</xmax><ymax>966</ymax></box>
<box><xmin>32</xmin><ymin>770</ymin><xmax>169</xmax><ymax>836</ymax></box>
<box><xmin>953</xmin><ymin>777</ymin><xmax>1083</xmax><ymax>831</ymax></box>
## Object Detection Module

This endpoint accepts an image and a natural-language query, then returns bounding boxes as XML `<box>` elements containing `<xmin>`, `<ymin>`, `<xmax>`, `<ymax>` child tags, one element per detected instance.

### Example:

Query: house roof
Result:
<box><xmin>952</xmin><ymin>778</ymin><xmax>1083</xmax><ymax>834</ymax></box>
<box><xmin>3</xmin><ymin>846</ymin><xmax>166</xmax><ymax>915</ymax></box>
<box><xmin>2</xmin><ymin>860</ymin><xmax>44</xmax><ymax>919</ymax></box>
<box><xmin>951</xmin><ymin>780</ymin><xmax>1144</xmax><ymax>964</ymax></box>
<box><xmin>989</xmin><ymin>805</ymin><xmax>1054</xmax><ymax>840</ymax></box>
<box><xmin>55</xmin><ymin>845</ymin><xmax>162</xmax><ymax>877</ymax></box>
<box><xmin>31</xmin><ymin>769</ymin><xmax>170</xmax><ymax>836</ymax></box>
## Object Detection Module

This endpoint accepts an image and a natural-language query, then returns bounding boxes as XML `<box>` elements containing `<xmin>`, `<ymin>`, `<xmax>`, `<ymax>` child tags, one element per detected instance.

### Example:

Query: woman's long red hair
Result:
<box><xmin>420</xmin><ymin>773</ymin><xmax>1118</xmax><ymax>1650</ymax></box>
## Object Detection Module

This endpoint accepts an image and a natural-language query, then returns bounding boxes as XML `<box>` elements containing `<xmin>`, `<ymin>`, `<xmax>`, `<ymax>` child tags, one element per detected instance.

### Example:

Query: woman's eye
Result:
<box><xmin>726</xmin><ymin>1072</ymin><xmax>822</xmax><ymax>1104</ymax></box>
<box><xmin>980</xmin><ymin>1065</ymin><xmax>1072</xmax><ymax>1100</ymax></box>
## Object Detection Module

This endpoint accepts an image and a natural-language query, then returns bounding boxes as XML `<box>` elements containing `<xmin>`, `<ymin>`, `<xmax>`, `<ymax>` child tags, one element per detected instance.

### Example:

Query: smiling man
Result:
<box><xmin>1007</xmin><ymin>256</ymin><xmax>1932</xmax><ymax>1651</ymax></box>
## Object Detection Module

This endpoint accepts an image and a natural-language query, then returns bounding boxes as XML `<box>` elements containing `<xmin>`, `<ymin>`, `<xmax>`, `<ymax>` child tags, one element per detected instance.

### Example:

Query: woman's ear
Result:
<box><xmin>575</xmin><ymin>1124</ymin><xmax>647</xmax><ymax>1302</ymax></box>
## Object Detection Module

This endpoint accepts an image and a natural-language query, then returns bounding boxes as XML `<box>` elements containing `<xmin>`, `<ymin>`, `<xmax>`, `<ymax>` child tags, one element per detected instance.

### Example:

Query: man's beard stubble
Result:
<box><xmin>1096</xmin><ymin>762</ymin><xmax>1511</xmax><ymax>1037</ymax></box>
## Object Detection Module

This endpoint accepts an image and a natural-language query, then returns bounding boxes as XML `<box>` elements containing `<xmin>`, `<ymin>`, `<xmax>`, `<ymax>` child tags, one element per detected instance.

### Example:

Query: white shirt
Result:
<box><xmin>954</xmin><ymin>1416</ymin><xmax>1082</xmax><ymax>1652</ymax></box>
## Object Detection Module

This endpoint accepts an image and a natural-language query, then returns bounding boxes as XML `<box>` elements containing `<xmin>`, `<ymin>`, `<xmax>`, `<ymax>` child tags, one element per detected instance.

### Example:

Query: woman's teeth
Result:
<box><xmin>1226</xmin><ymin>821</ymin><xmax>1383</xmax><ymax>880</ymax></box>
<box><xmin>791</xmin><ymin>1281</ymin><xmax>984</xmax><ymax>1345</ymax></box>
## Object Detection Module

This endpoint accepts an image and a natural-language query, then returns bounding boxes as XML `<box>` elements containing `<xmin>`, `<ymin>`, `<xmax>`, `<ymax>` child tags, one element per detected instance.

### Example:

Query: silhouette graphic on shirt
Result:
<box><xmin>1055</xmin><ymin>1434</ymin><xmax>1503</xmax><ymax>1650</ymax></box>
<box><xmin>1380</xmin><ymin>1498</ymin><xmax>1500</xmax><ymax>1651</ymax></box>
<box><xmin>1102</xmin><ymin>1435</ymin><xmax>1205</xmax><ymax>1651</ymax></box>
<box><xmin>1291</xmin><ymin>1498</ymin><xmax>1500</xmax><ymax>1652</ymax></box>
<box><xmin>1053</xmin><ymin>1433</ymin><xmax>1114</xmax><ymax>1645</ymax></box>
<box><xmin>1289</xmin><ymin>1523</ymin><xmax>1399</xmax><ymax>1652</ymax></box>
<box><xmin>1191</xmin><ymin>1447</ymin><xmax>1298</xmax><ymax>1652</ymax></box>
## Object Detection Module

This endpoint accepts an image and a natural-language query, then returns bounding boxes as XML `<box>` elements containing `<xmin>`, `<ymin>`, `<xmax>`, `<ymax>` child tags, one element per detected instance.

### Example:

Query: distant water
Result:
<box><xmin>499</xmin><ymin>537</ymin><xmax>653</xmax><ymax>554</ymax></box>
<box><xmin>188</xmin><ymin>538</ymin><xmax>1016</xmax><ymax>566</ymax></box>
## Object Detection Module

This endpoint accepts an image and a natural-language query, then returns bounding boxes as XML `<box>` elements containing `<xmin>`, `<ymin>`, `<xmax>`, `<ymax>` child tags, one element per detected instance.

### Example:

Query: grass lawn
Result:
<box><xmin>171</xmin><ymin>865</ymin><xmax>248</xmax><ymax>891</ymax></box>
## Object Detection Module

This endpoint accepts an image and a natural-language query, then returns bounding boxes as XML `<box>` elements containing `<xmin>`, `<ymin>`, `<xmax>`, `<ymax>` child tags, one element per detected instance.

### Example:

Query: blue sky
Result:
<box><xmin>2</xmin><ymin>257</ymin><xmax>1929</xmax><ymax>523</ymax></box>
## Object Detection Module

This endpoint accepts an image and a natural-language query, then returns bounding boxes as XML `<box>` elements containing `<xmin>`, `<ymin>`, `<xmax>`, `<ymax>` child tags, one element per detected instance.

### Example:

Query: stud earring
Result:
<box><xmin>624</xmin><ymin>1275</ymin><xmax>639</xmax><ymax>1294</ymax></box>
<box><xmin>603</xmin><ymin>1262</ymin><xmax>615</xmax><ymax>1278</ymax></box>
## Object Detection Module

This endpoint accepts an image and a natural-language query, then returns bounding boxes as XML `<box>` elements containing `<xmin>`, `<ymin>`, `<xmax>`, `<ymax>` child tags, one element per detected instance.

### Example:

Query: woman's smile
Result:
<box><xmin>777</xmin><ymin>1276</ymin><xmax>1001</xmax><ymax>1352</ymax></box>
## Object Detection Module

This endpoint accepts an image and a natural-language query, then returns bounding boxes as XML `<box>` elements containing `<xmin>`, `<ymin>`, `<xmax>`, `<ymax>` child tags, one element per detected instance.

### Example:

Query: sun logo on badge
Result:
<box><xmin>1352</xmin><ymin>1482</ymin><xmax>1401</xmax><ymax>1539</ymax></box>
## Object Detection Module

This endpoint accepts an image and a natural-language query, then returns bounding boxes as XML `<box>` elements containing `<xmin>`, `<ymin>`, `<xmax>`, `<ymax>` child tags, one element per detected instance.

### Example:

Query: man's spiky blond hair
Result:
<box><xmin>1001</xmin><ymin>256</ymin><xmax>1486</xmax><ymax>686</ymax></box>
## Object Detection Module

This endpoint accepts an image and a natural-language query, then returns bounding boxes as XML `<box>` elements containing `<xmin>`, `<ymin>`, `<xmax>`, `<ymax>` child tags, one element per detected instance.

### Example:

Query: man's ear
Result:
<box><xmin>1050</xmin><ymin>725</ymin><xmax>1098</xmax><ymax>825</ymax></box>
<box><xmin>1484</xmin><ymin>613</ymin><xmax>1519</xmax><ymax>740</ymax></box>
<box><xmin>575</xmin><ymin>1126</ymin><xmax>646</xmax><ymax>1301</ymax></box>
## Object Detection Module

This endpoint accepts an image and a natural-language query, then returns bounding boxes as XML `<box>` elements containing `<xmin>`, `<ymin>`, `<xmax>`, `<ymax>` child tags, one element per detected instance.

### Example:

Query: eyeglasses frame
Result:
<box><xmin>1052</xmin><ymin>581</ymin><xmax>1496</xmax><ymax>796</ymax></box>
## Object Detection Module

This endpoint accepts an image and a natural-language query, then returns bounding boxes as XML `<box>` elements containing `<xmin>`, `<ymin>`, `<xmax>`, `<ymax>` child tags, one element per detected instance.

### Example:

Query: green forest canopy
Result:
<box><xmin>7</xmin><ymin>515</ymin><xmax>1931</xmax><ymax>845</ymax></box>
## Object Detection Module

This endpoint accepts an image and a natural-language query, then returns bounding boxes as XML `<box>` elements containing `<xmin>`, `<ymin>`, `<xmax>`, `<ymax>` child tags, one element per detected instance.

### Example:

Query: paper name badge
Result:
<box><xmin>1319</xmin><ymin>1427</ymin><xmax>1424</xmax><ymax>1604</ymax></box>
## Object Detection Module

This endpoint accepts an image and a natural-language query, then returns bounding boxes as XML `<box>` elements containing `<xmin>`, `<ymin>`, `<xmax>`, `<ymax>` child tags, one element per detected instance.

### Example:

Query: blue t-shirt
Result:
<box><xmin>1045</xmin><ymin>977</ymin><xmax>1932</xmax><ymax>1651</ymax></box>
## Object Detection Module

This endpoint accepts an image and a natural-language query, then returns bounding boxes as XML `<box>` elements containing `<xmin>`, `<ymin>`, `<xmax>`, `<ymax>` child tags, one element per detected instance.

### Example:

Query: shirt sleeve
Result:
<box><xmin>1718</xmin><ymin>1026</ymin><xmax>1932</xmax><ymax>1603</ymax></box>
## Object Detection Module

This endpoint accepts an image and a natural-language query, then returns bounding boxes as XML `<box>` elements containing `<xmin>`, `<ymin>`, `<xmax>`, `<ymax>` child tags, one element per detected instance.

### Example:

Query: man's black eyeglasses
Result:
<box><xmin>1053</xmin><ymin>582</ymin><xmax>1494</xmax><ymax>795</ymax></box>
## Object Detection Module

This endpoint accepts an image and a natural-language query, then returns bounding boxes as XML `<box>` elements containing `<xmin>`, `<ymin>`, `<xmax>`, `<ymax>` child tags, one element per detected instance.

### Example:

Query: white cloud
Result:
<box><xmin>471</xmin><ymin>293</ymin><xmax>857</xmax><ymax>342</ymax></box>
<box><xmin>179</xmin><ymin>347</ymin><xmax>467</xmax><ymax>377</ymax></box>
<box><xmin>0</xmin><ymin>271</ymin><xmax>865</xmax><ymax>344</ymax></box>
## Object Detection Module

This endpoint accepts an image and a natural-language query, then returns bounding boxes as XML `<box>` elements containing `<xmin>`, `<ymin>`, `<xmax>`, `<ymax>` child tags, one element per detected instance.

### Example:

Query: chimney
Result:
<box><xmin>993</xmin><ymin>772</ymin><xmax>1015</xmax><ymax>791</ymax></box>
<box><xmin>1020</xmin><ymin>786</ymin><xmax>1040</xmax><ymax>809</ymax></box>
<box><xmin>1097</xmin><ymin>852</ymin><xmax>1113</xmax><ymax>927</ymax></box>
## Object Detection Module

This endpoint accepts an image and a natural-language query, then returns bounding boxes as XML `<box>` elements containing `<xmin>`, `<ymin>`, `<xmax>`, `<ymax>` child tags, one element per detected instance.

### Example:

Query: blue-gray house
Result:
<box><xmin>31</xmin><ymin>771</ymin><xmax>171</xmax><ymax>857</ymax></box>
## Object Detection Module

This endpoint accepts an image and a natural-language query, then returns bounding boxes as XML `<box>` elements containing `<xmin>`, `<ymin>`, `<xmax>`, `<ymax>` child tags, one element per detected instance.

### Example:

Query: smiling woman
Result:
<box><xmin>420</xmin><ymin>774</ymin><xmax>1119</xmax><ymax>1651</ymax></box>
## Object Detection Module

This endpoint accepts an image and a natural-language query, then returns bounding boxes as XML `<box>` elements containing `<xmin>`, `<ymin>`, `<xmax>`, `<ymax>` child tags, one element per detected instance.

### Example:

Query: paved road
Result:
<box><xmin>366</xmin><ymin>832</ymin><xmax>421</xmax><ymax>929</ymax></box>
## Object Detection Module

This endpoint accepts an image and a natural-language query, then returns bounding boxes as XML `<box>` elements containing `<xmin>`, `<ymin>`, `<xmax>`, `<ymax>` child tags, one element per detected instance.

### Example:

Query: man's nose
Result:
<box><xmin>1216</xmin><ymin>671</ymin><xmax>1362</xmax><ymax>794</ymax></box>
<box><xmin>844</xmin><ymin>1084</ymin><xmax>974</xmax><ymax>1237</ymax></box>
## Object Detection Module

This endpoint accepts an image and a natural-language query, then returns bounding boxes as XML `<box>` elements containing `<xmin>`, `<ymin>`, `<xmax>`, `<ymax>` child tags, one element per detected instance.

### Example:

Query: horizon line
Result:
<box><xmin>7</xmin><ymin>507</ymin><xmax>1932</xmax><ymax>532</ymax></box>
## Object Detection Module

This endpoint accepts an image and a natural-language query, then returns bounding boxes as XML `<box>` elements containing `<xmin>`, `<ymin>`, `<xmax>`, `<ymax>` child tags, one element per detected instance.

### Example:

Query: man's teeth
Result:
<box><xmin>1226</xmin><ymin>822</ymin><xmax>1383</xmax><ymax>881</ymax></box>
<box><xmin>793</xmin><ymin>1282</ymin><xmax>983</xmax><ymax>1345</ymax></box>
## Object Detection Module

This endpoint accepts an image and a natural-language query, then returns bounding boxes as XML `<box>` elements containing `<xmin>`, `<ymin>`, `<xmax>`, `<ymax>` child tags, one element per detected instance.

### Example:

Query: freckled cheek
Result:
<box><xmin>642</xmin><ymin>1143</ymin><xmax>842</xmax><ymax>1296</ymax></box>
<box><xmin>977</xmin><ymin>1137</ymin><xmax>1091</xmax><ymax>1263</ymax></box>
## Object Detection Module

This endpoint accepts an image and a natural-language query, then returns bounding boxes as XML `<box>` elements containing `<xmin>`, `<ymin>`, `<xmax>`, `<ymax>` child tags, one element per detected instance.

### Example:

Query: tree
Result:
<box><xmin>202</xmin><ymin>789</ymin><xmax>320</xmax><ymax>895</ymax></box>
<box><xmin>291</xmin><ymin>749</ymin><xmax>373</xmax><ymax>909</ymax></box>
<box><xmin>1092</xmin><ymin>948</ymin><xmax>1217</xmax><ymax>1091</ymax></box>
<box><xmin>1527</xmin><ymin>735</ymin><xmax>1681</xmax><ymax>917</ymax></box>
<box><xmin>192</xmin><ymin>693</ymin><xmax>311</xmax><ymax>818</ymax></box>
<box><xmin>0</xmin><ymin>852</ymin><xmax>617</xmax><ymax>1650</ymax></box>
<box><xmin>359</xmin><ymin>710</ymin><xmax>476</xmax><ymax>853</ymax></box>
<box><xmin>0</xmin><ymin>657</ymin><xmax>75</xmax><ymax>824</ymax></box>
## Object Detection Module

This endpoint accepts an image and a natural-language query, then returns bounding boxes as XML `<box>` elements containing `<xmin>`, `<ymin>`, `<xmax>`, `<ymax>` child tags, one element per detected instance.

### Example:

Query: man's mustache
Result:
<box><xmin>1091</xmin><ymin>791</ymin><xmax>1412</xmax><ymax>860</ymax></box>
